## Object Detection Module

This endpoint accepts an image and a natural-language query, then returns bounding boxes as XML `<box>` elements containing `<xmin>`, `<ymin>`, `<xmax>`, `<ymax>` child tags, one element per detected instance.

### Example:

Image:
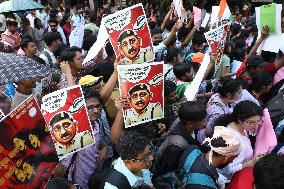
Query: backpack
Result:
<box><xmin>151</xmin><ymin>134</ymin><xmax>190</xmax><ymax>178</ymax></box>
<box><xmin>265</xmin><ymin>87</ymin><xmax>284</xmax><ymax>127</ymax></box>
<box><xmin>41</xmin><ymin>51</ymin><xmax>53</xmax><ymax>66</ymax></box>
<box><xmin>161</xmin><ymin>147</ymin><xmax>217</xmax><ymax>189</ymax></box>
<box><xmin>88</xmin><ymin>157</ymin><xmax>131</xmax><ymax>189</ymax></box>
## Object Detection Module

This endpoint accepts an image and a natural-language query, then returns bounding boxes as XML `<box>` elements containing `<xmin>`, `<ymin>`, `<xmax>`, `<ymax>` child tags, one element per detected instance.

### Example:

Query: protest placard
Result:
<box><xmin>83</xmin><ymin>24</ymin><xmax>109</xmax><ymax>64</ymax></box>
<box><xmin>41</xmin><ymin>85</ymin><xmax>95</xmax><ymax>160</ymax></box>
<box><xmin>255</xmin><ymin>4</ymin><xmax>282</xmax><ymax>52</ymax></box>
<box><xmin>118</xmin><ymin>62</ymin><xmax>164</xmax><ymax>128</ymax></box>
<box><xmin>69</xmin><ymin>20</ymin><xmax>85</xmax><ymax>48</ymax></box>
<box><xmin>0</xmin><ymin>95</ymin><xmax>58</xmax><ymax>188</ymax></box>
<box><xmin>185</xmin><ymin>53</ymin><xmax>211</xmax><ymax>101</ymax></box>
<box><xmin>173</xmin><ymin>0</ymin><xmax>183</xmax><ymax>19</ymax></box>
<box><xmin>102</xmin><ymin>4</ymin><xmax>154</xmax><ymax>64</ymax></box>
<box><xmin>205</xmin><ymin>23</ymin><xmax>230</xmax><ymax>71</ymax></box>
<box><xmin>193</xmin><ymin>6</ymin><xmax>202</xmax><ymax>24</ymax></box>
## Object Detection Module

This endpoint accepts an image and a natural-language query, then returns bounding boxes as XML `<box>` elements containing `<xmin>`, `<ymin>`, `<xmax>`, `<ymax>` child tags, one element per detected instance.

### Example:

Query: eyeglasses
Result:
<box><xmin>53</xmin><ymin>122</ymin><xmax>72</xmax><ymax>131</ymax></box>
<box><xmin>87</xmin><ymin>104</ymin><xmax>102</xmax><ymax>111</ymax></box>
<box><xmin>131</xmin><ymin>146</ymin><xmax>157</xmax><ymax>163</ymax></box>
<box><xmin>244</xmin><ymin>118</ymin><xmax>263</xmax><ymax>126</ymax></box>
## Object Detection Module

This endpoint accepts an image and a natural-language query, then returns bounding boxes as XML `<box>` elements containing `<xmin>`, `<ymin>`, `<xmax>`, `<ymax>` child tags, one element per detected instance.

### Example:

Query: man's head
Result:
<box><xmin>20</xmin><ymin>38</ymin><xmax>37</xmax><ymax>57</ymax></box>
<box><xmin>165</xmin><ymin>48</ymin><xmax>180</xmax><ymax>64</ymax></box>
<box><xmin>116</xmin><ymin>131</ymin><xmax>154</xmax><ymax>170</ymax></box>
<box><xmin>60</xmin><ymin>47</ymin><xmax>83</xmax><ymax>72</ymax></box>
<box><xmin>164</xmin><ymin>80</ymin><xmax>177</xmax><ymax>104</ymax></box>
<box><xmin>44</xmin><ymin>32</ymin><xmax>62</xmax><ymax>49</ymax></box>
<box><xmin>72</xmin><ymin>5</ymin><xmax>79</xmax><ymax>14</ymax></box>
<box><xmin>173</xmin><ymin>63</ymin><xmax>194</xmax><ymax>82</ymax></box>
<box><xmin>204</xmin><ymin>126</ymin><xmax>240</xmax><ymax>169</ymax></box>
<box><xmin>18</xmin><ymin>79</ymin><xmax>37</xmax><ymax>90</ymax></box>
<box><xmin>178</xmin><ymin>101</ymin><xmax>206</xmax><ymax>132</ymax></box>
<box><xmin>118</xmin><ymin>30</ymin><xmax>141</xmax><ymax>61</ymax></box>
<box><xmin>192</xmin><ymin>33</ymin><xmax>205</xmax><ymax>53</ymax></box>
<box><xmin>128</xmin><ymin>83</ymin><xmax>151</xmax><ymax>113</ymax></box>
<box><xmin>251</xmin><ymin>72</ymin><xmax>273</xmax><ymax>96</ymax></box>
<box><xmin>246</xmin><ymin>55</ymin><xmax>267</xmax><ymax>76</ymax></box>
<box><xmin>151</xmin><ymin>28</ymin><xmax>162</xmax><ymax>46</ymax></box>
<box><xmin>48</xmin><ymin>18</ymin><xmax>59</xmax><ymax>32</ymax></box>
<box><xmin>84</xmin><ymin>89</ymin><xmax>103</xmax><ymax>122</ymax></box>
<box><xmin>49</xmin><ymin>112</ymin><xmax>77</xmax><ymax>146</ymax></box>
<box><xmin>254</xmin><ymin>154</ymin><xmax>284</xmax><ymax>189</ymax></box>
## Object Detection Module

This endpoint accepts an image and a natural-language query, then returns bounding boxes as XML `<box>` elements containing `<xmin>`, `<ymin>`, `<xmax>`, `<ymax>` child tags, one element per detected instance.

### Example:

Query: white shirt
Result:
<box><xmin>26</xmin><ymin>14</ymin><xmax>36</xmax><ymax>28</ymax></box>
<box><xmin>218</xmin><ymin>127</ymin><xmax>253</xmax><ymax>182</ymax></box>
<box><xmin>71</xmin><ymin>14</ymin><xmax>82</xmax><ymax>27</ymax></box>
<box><xmin>0</xmin><ymin>14</ymin><xmax>6</xmax><ymax>32</ymax></box>
<box><xmin>104</xmin><ymin>158</ymin><xmax>152</xmax><ymax>188</ymax></box>
<box><xmin>164</xmin><ymin>64</ymin><xmax>175</xmax><ymax>81</ymax></box>
<box><xmin>125</xmin><ymin>102</ymin><xmax>163</xmax><ymax>127</ymax></box>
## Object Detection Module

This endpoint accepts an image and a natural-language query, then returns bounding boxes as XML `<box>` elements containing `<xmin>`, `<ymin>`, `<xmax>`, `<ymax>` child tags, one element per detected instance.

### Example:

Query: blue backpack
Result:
<box><xmin>161</xmin><ymin>147</ymin><xmax>217</xmax><ymax>189</ymax></box>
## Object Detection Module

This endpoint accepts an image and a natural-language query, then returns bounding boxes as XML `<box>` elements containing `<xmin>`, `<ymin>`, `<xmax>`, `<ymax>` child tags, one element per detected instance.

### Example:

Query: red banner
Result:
<box><xmin>0</xmin><ymin>95</ymin><xmax>58</xmax><ymax>189</ymax></box>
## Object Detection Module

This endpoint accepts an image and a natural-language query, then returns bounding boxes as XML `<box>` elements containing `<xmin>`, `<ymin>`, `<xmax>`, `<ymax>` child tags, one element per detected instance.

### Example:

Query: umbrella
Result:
<box><xmin>0</xmin><ymin>0</ymin><xmax>44</xmax><ymax>13</ymax></box>
<box><xmin>0</xmin><ymin>52</ymin><xmax>51</xmax><ymax>85</ymax></box>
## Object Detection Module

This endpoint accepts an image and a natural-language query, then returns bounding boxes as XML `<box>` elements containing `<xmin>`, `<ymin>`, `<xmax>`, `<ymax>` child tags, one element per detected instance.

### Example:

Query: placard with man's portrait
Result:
<box><xmin>102</xmin><ymin>4</ymin><xmax>154</xmax><ymax>64</ymax></box>
<box><xmin>0</xmin><ymin>95</ymin><xmax>58</xmax><ymax>189</ymax></box>
<box><xmin>41</xmin><ymin>85</ymin><xmax>95</xmax><ymax>160</ymax></box>
<box><xmin>118</xmin><ymin>62</ymin><xmax>164</xmax><ymax>127</ymax></box>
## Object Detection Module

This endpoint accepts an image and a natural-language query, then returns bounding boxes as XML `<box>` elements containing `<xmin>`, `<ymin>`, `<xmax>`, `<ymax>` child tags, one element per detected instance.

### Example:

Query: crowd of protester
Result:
<box><xmin>0</xmin><ymin>0</ymin><xmax>284</xmax><ymax>189</ymax></box>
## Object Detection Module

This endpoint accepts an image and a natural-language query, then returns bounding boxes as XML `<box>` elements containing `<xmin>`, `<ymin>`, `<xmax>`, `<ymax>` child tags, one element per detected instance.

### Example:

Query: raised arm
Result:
<box><xmin>181</xmin><ymin>21</ymin><xmax>201</xmax><ymax>46</ymax></box>
<box><xmin>100</xmin><ymin>59</ymin><xmax>121</xmax><ymax>104</ymax></box>
<box><xmin>161</xmin><ymin>6</ymin><xmax>173</xmax><ymax>31</ymax></box>
<box><xmin>247</xmin><ymin>25</ymin><xmax>269</xmax><ymax>58</ymax></box>
<box><xmin>110</xmin><ymin>96</ymin><xmax>128</xmax><ymax>144</ymax></box>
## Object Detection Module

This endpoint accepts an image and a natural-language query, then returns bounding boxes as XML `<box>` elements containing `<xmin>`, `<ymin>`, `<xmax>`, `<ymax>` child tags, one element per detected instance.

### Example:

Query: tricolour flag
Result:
<box><xmin>218</xmin><ymin>0</ymin><xmax>233</xmax><ymax>22</ymax></box>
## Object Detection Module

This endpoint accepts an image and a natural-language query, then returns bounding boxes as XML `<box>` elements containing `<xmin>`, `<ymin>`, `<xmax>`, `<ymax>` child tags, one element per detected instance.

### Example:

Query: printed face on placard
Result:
<box><xmin>41</xmin><ymin>86</ymin><xmax>95</xmax><ymax>160</ymax></box>
<box><xmin>50</xmin><ymin>118</ymin><xmax>77</xmax><ymax>146</ymax></box>
<box><xmin>118</xmin><ymin>63</ymin><xmax>164</xmax><ymax>128</ymax></box>
<box><xmin>129</xmin><ymin>89</ymin><xmax>151</xmax><ymax>112</ymax></box>
<box><xmin>119</xmin><ymin>34</ymin><xmax>141</xmax><ymax>60</ymax></box>
<box><xmin>102</xmin><ymin>4</ymin><xmax>154</xmax><ymax>64</ymax></box>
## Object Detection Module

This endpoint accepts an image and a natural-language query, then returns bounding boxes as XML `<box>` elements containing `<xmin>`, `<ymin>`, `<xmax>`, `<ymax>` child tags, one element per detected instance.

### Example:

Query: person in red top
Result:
<box><xmin>227</xmin><ymin>154</ymin><xmax>284</xmax><ymax>189</ymax></box>
<box><xmin>236</xmin><ymin>26</ymin><xmax>284</xmax><ymax>84</ymax></box>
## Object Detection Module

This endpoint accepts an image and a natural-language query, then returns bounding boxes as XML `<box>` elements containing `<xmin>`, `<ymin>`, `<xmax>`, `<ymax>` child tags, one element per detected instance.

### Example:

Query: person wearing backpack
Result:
<box><xmin>39</xmin><ymin>32</ymin><xmax>62</xmax><ymax>67</ymax></box>
<box><xmin>153</xmin><ymin>126</ymin><xmax>241</xmax><ymax>189</ymax></box>
<box><xmin>103</xmin><ymin>131</ymin><xmax>154</xmax><ymax>189</ymax></box>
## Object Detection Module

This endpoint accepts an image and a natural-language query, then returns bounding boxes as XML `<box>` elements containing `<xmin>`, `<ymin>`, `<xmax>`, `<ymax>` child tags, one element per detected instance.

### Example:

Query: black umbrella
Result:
<box><xmin>0</xmin><ymin>53</ymin><xmax>51</xmax><ymax>85</ymax></box>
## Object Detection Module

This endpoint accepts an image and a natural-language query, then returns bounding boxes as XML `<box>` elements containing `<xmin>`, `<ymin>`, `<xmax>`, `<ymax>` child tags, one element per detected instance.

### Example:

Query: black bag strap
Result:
<box><xmin>64</xmin><ymin>152</ymin><xmax>78</xmax><ymax>180</ymax></box>
<box><xmin>42</xmin><ymin>51</ymin><xmax>53</xmax><ymax>66</ymax></box>
<box><xmin>104</xmin><ymin>168</ymin><xmax>132</xmax><ymax>189</ymax></box>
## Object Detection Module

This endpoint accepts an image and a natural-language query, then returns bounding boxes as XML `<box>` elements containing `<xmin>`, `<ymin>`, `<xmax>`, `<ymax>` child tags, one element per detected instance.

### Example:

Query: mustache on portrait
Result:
<box><xmin>135</xmin><ymin>100</ymin><xmax>144</xmax><ymax>106</ymax></box>
<box><xmin>60</xmin><ymin>131</ymin><xmax>71</xmax><ymax>139</ymax></box>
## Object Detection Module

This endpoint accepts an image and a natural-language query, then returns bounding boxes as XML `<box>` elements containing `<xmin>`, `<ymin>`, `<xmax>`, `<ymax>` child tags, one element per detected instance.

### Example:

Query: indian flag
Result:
<box><xmin>218</xmin><ymin>0</ymin><xmax>233</xmax><ymax>22</ymax></box>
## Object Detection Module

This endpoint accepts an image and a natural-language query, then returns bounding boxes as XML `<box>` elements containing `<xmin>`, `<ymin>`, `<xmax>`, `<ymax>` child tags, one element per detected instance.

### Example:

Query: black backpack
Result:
<box><xmin>88</xmin><ymin>157</ymin><xmax>131</xmax><ymax>189</ymax></box>
<box><xmin>266</xmin><ymin>87</ymin><xmax>284</xmax><ymax>127</ymax></box>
